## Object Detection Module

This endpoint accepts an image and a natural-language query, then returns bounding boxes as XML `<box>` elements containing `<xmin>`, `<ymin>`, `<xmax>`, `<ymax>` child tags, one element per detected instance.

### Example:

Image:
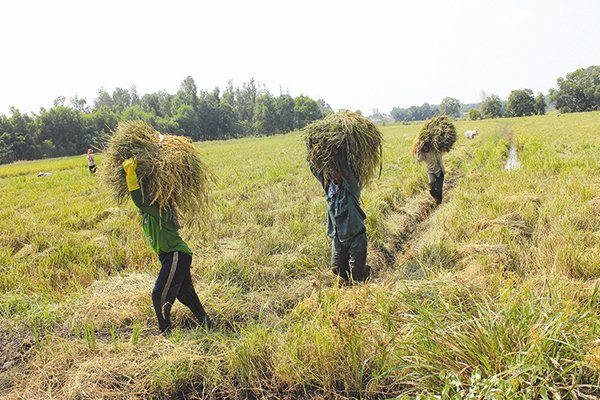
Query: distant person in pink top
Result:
<box><xmin>87</xmin><ymin>149</ymin><xmax>97</xmax><ymax>174</ymax></box>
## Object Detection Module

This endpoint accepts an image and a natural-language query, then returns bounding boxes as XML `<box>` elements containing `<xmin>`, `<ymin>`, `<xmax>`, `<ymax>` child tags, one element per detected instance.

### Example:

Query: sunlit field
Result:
<box><xmin>1</xmin><ymin>112</ymin><xmax>598</xmax><ymax>399</ymax></box>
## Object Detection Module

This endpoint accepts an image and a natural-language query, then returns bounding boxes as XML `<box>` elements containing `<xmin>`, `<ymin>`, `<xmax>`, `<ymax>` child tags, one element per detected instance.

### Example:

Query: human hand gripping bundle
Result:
<box><xmin>101</xmin><ymin>120</ymin><xmax>213</xmax><ymax>225</ymax></box>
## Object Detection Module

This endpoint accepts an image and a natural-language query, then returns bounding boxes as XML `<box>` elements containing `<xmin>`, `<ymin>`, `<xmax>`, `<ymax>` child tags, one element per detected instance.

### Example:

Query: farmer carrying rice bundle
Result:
<box><xmin>101</xmin><ymin>121</ymin><xmax>213</xmax><ymax>334</ymax></box>
<box><xmin>412</xmin><ymin>115</ymin><xmax>456</xmax><ymax>204</ymax></box>
<box><xmin>305</xmin><ymin>111</ymin><xmax>382</xmax><ymax>284</ymax></box>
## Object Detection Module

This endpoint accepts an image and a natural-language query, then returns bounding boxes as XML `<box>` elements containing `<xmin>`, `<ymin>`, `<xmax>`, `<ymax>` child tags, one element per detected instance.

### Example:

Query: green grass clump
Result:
<box><xmin>304</xmin><ymin>111</ymin><xmax>383</xmax><ymax>186</ymax></box>
<box><xmin>412</xmin><ymin>115</ymin><xmax>457</xmax><ymax>154</ymax></box>
<box><xmin>101</xmin><ymin>120</ymin><xmax>213</xmax><ymax>222</ymax></box>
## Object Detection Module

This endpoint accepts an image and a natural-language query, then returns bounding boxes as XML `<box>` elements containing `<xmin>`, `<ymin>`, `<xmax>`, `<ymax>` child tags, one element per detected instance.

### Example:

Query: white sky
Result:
<box><xmin>1</xmin><ymin>0</ymin><xmax>598</xmax><ymax>115</ymax></box>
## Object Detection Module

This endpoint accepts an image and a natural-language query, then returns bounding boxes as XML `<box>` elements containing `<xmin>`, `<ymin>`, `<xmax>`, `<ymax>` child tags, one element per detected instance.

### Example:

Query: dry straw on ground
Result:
<box><xmin>101</xmin><ymin>121</ymin><xmax>213</xmax><ymax>222</ymax></box>
<box><xmin>412</xmin><ymin>115</ymin><xmax>457</xmax><ymax>154</ymax></box>
<box><xmin>304</xmin><ymin>111</ymin><xmax>383</xmax><ymax>186</ymax></box>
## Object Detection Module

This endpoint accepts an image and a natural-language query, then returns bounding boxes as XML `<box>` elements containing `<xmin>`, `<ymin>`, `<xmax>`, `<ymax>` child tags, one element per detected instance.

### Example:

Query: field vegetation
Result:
<box><xmin>0</xmin><ymin>112</ymin><xmax>598</xmax><ymax>399</ymax></box>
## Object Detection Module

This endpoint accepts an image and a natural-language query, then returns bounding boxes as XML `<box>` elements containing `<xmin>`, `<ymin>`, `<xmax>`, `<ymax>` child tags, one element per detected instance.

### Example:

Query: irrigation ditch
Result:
<box><xmin>371</xmin><ymin>124</ymin><xmax>523</xmax><ymax>280</ymax></box>
<box><xmin>371</xmin><ymin>152</ymin><xmax>469</xmax><ymax>278</ymax></box>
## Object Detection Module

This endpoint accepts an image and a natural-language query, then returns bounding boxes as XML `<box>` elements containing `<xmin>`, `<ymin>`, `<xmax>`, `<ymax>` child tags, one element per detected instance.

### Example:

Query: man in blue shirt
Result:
<box><xmin>311</xmin><ymin>159</ymin><xmax>371</xmax><ymax>284</ymax></box>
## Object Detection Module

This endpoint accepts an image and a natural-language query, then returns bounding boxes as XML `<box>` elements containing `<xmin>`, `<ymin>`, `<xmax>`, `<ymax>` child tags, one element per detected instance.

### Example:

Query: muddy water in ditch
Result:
<box><xmin>505</xmin><ymin>145</ymin><xmax>521</xmax><ymax>170</ymax></box>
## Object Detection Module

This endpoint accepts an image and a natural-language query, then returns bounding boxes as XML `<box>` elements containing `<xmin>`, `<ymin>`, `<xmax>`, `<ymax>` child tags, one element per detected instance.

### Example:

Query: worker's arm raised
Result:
<box><xmin>122</xmin><ymin>158</ymin><xmax>140</xmax><ymax>191</ymax></box>
<box><xmin>122</xmin><ymin>158</ymin><xmax>160</xmax><ymax>218</ymax></box>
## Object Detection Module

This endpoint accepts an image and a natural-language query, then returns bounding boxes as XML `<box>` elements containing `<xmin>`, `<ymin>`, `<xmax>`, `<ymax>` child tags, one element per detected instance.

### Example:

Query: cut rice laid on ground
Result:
<box><xmin>412</xmin><ymin>115</ymin><xmax>457</xmax><ymax>154</ymax></box>
<box><xmin>100</xmin><ymin>121</ymin><xmax>213</xmax><ymax>221</ymax></box>
<box><xmin>304</xmin><ymin>111</ymin><xmax>383</xmax><ymax>186</ymax></box>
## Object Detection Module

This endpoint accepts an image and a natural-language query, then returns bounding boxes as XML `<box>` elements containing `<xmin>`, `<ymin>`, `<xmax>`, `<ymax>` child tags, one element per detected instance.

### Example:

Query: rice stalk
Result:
<box><xmin>100</xmin><ymin>121</ymin><xmax>213</xmax><ymax>224</ymax></box>
<box><xmin>412</xmin><ymin>115</ymin><xmax>457</xmax><ymax>154</ymax></box>
<box><xmin>304</xmin><ymin>111</ymin><xmax>383</xmax><ymax>186</ymax></box>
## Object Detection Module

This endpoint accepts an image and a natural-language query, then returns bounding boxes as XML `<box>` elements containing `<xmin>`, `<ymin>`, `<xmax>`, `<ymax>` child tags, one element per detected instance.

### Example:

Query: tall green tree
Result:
<box><xmin>274</xmin><ymin>94</ymin><xmax>295</xmax><ymax>133</ymax></box>
<box><xmin>0</xmin><ymin>110</ymin><xmax>39</xmax><ymax>162</ymax></box>
<box><xmin>121</xmin><ymin>105</ymin><xmax>155</xmax><ymax>124</ymax></box>
<box><xmin>173</xmin><ymin>105</ymin><xmax>198</xmax><ymax>138</ymax></box>
<box><xmin>417</xmin><ymin>103</ymin><xmax>436</xmax><ymax>120</ymax></box>
<box><xmin>141</xmin><ymin>92</ymin><xmax>162</xmax><ymax>116</ymax></box>
<box><xmin>53</xmin><ymin>96</ymin><xmax>66</xmax><ymax>107</ymax></box>
<box><xmin>130</xmin><ymin>85</ymin><xmax>140</xmax><ymax>106</ymax></box>
<box><xmin>175</xmin><ymin>76</ymin><xmax>199</xmax><ymax>111</ymax></box>
<box><xmin>390</xmin><ymin>106</ymin><xmax>409</xmax><ymax>122</ymax></box>
<box><xmin>439</xmin><ymin>97</ymin><xmax>461</xmax><ymax>117</ymax></box>
<box><xmin>83</xmin><ymin>106</ymin><xmax>119</xmax><ymax>139</ymax></box>
<box><xmin>37</xmin><ymin>106</ymin><xmax>87</xmax><ymax>156</ymax></box>
<box><xmin>534</xmin><ymin>93</ymin><xmax>546</xmax><ymax>115</ymax></box>
<box><xmin>0</xmin><ymin>132</ymin><xmax>14</xmax><ymax>163</ymax></box>
<box><xmin>223</xmin><ymin>80</ymin><xmax>236</xmax><ymax>107</ymax></box>
<box><xmin>141</xmin><ymin>91</ymin><xmax>174</xmax><ymax>117</ymax></box>
<box><xmin>317</xmin><ymin>99</ymin><xmax>334</xmax><ymax>116</ymax></box>
<box><xmin>218</xmin><ymin>98</ymin><xmax>238</xmax><ymax>138</ymax></box>
<box><xmin>5</xmin><ymin>108</ymin><xmax>39</xmax><ymax>161</ymax></box>
<box><xmin>549</xmin><ymin>65</ymin><xmax>600</xmax><ymax>113</ymax></box>
<box><xmin>254</xmin><ymin>93</ymin><xmax>278</xmax><ymax>135</ymax></box>
<box><xmin>93</xmin><ymin>87</ymin><xmax>113</xmax><ymax>111</ymax></box>
<box><xmin>480</xmin><ymin>94</ymin><xmax>504</xmax><ymax>118</ymax></box>
<box><xmin>469</xmin><ymin>109</ymin><xmax>481</xmax><ymax>120</ymax></box>
<box><xmin>506</xmin><ymin>89</ymin><xmax>535</xmax><ymax>117</ymax></box>
<box><xmin>111</xmin><ymin>88</ymin><xmax>132</xmax><ymax>113</ymax></box>
<box><xmin>69</xmin><ymin>94</ymin><xmax>89</xmax><ymax>113</ymax></box>
<box><xmin>236</xmin><ymin>78</ymin><xmax>258</xmax><ymax>125</ymax></box>
<box><xmin>294</xmin><ymin>95</ymin><xmax>322</xmax><ymax>129</ymax></box>
<box><xmin>197</xmin><ymin>88</ymin><xmax>222</xmax><ymax>139</ymax></box>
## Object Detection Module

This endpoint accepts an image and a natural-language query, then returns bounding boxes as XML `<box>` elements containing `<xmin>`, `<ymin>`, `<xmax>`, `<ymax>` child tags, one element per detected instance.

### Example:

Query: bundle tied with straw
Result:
<box><xmin>412</xmin><ymin>115</ymin><xmax>457</xmax><ymax>155</ymax></box>
<box><xmin>101</xmin><ymin>120</ymin><xmax>213</xmax><ymax>223</ymax></box>
<box><xmin>304</xmin><ymin>111</ymin><xmax>383</xmax><ymax>187</ymax></box>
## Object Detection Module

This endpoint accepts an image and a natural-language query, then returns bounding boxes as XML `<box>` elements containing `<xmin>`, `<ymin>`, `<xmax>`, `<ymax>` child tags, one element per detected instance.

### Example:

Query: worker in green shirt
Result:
<box><xmin>311</xmin><ymin>156</ymin><xmax>371</xmax><ymax>284</ymax></box>
<box><xmin>122</xmin><ymin>158</ymin><xmax>211</xmax><ymax>334</ymax></box>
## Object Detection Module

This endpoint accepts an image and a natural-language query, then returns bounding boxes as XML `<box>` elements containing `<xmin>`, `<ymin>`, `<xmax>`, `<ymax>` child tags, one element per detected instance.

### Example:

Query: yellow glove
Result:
<box><xmin>121</xmin><ymin>158</ymin><xmax>140</xmax><ymax>191</ymax></box>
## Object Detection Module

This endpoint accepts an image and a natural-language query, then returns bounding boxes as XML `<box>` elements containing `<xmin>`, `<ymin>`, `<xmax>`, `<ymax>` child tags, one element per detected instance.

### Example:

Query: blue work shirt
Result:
<box><xmin>311</xmin><ymin>165</ymin><xmax>367</xmax><ymax>242</ymax></box>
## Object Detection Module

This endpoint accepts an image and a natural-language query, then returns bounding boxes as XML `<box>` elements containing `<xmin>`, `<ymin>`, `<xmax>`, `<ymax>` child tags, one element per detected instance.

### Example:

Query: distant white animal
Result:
<box><xmin>465</xmin><ymin>127</ymin><xmax>479</xmax><ymax>139</ymax></box>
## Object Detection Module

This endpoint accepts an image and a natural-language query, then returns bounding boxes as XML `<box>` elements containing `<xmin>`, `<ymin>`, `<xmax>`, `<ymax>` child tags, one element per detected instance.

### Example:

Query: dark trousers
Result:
<box><xmin>428</xmin><ymin>170</ymin><xmax>444</xmax><ymax>204</ymax></box>
<box><xmin>153</xmin><ymin>251</ymin><xmax>208</xmax><ymax>333</ymax></box>
<box><xmin>88</xmin><ymin>165</ymin><xmax>97</xmax><ymax>174</ymax></box>
<box><xmin>331</xmin><ymin>230</ymin><xmax>370</xmax><ymax>283</ymax></box>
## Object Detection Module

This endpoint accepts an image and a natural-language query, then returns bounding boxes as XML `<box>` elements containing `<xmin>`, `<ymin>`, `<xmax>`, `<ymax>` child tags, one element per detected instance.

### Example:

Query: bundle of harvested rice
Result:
<box><xmin>101</xmin><ymin>121</ymin><xmax>212</xmax><ymax>221</ymax></box>
<box><xmin>412</xmin><ymin>115</ymin><xmax>457</xmax><ymax>154</ymax></box>
<box><xmin>304</xmin><ymin>111</ymin><xmax>383</xmax><ymax>186</ymax></box>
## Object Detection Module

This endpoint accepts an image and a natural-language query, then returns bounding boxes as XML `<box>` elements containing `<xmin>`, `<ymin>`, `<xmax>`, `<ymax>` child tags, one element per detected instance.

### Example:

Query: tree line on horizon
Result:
<box><xmin>1</xmin><ymin>65</ymin><xmax>598</xmax><ymax>165</ymax></box>
<box><xmin>0</xmin><ymin>77</ymin><xmax>333</xmax><ymax>164</ymax></box>
<box><xmin>385</xmin><ymin>65</ymin><xmax>599</xmax><ymax>122</ymax></box>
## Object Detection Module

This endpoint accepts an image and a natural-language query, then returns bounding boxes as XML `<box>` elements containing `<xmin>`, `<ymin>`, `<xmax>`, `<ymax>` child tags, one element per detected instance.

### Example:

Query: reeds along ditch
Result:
<box><xmin>412</xmin><ymin>115</ymin><xmax>457</xmax><ymax>154</ymax></box>
<box><xmin>100</xmin><ymin>120</ymin><xmax>214</xmax><ymax>224</ymax></box>
<box><xmin>304</xmin><ymin>111</ymin><xmax>383</xmax><ymax>187</ymax></box>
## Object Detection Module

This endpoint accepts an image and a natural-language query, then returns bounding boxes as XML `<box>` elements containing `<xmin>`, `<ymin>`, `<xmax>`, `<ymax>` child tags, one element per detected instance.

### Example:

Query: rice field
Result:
<box><xmin>0</xmin><ymin>112</ymin><xmax>598</xmax><ymax>399</ymax></box>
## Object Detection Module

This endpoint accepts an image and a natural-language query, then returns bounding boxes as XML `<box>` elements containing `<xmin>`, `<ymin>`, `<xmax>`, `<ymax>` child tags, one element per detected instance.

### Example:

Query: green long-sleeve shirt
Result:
<box><xmin>311</xmin><ymin>165</ymin><xmax>367</xmax><ymax>243</ymax></box>
<box><xmin>129</xmin><ymin>189</ymin><xmax>192</xmax><ymax>255</ymax></box>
